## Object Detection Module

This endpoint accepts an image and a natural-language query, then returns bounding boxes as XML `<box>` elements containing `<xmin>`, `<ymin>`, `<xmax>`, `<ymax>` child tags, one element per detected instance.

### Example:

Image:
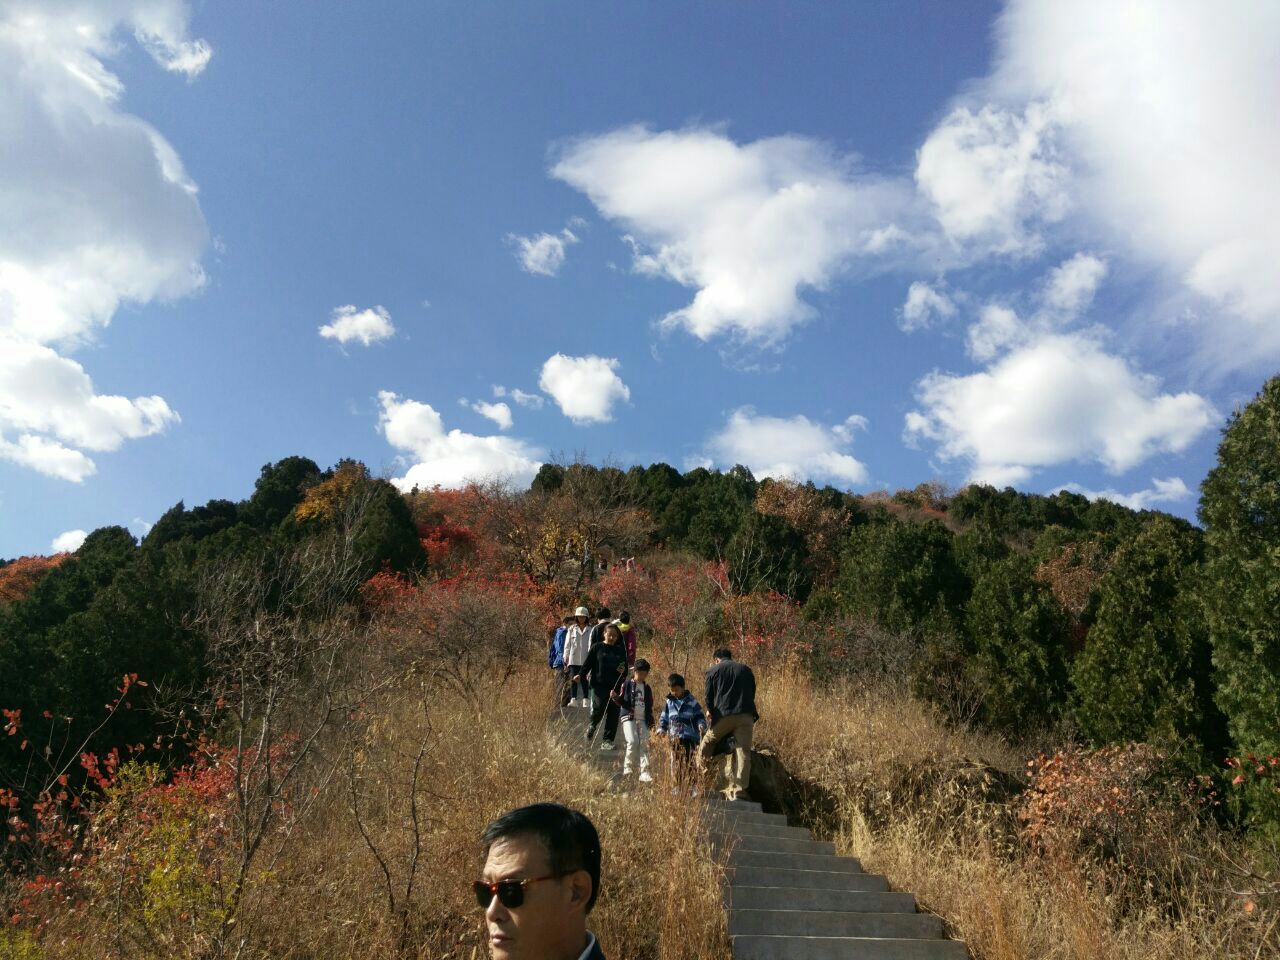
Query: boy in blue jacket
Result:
<box><xmin>657</xmin><ymin>673</ymin><xmax>707</xmax><ymax>790</ymax></box>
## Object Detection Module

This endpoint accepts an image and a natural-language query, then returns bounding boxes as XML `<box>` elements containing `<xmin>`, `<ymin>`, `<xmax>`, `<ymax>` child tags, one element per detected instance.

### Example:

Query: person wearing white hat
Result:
<box><xmin>562</xmin><ymin>607</ymin><xmax>593</xmax><ymax>707</ymax></box>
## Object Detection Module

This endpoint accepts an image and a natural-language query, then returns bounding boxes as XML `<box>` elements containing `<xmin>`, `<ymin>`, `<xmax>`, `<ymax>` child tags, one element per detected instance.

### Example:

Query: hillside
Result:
<box><xmin>0</xmin><ymin>378</ymin><xmax>1278</xmax><ymax>958</ymax></box>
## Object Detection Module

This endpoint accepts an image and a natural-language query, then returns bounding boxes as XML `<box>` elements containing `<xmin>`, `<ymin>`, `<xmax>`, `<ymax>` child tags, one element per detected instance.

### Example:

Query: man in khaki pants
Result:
<box><xmin>697</xmin><ymin>648</ymin><xmax>758</xmax><ymax>801</ymax></box>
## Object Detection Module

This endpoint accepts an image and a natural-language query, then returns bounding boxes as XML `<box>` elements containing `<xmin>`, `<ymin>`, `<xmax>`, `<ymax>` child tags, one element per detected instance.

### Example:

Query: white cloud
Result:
<box><xmin>509</xmin><ymin>388</ymin><xmax>543</xmax><ymax>409</ymax></box>
<box><xmin>916</xmin><ymin>102</ymin><xmax>1069</xmax><ymax>256</ymax></box>
<box><xmin>0</xmin><ymin>335</ymin><xmax>179</xmax><ymax>480</ymax></box>
<box><xmin>50</xmin><ymin>529</ymin><xmax>87</xmax><ymax>553</ymax></box>
<box><xmin>906</xmin><ymin>333</ymin><xmax>1216</xmax><ymax>487</ymax></box>
<box><xmin>706</xmin><ymin>409</ymin><xmax>870</xmax><ymax>487</ymax></box>
<box><xmin>319</xmin><ymin>304</ymin><xmax>396</xmax><ymax>346</ymax></box>
<box><xmin>1056</xmin><ymin>476</ymin><xmax>1191</xmax><ymax>512</ymax></box>
<box><xmin>492</xmin><ymin>385</ymin><xmax>545</xmax><ymax>409</ymax></box>
<box><xmin>471</xmin><ymin>400</ymin><xmax>513</xmax><ymax>430</ymax></box>
<box><xmin>1042</xmin><ymin>253</ymin><xmax>1107</xmax><ymax>315</ymax></box>
<box><xmin>966</xmin><ymin>304</ymin><xmax>1023</xmax><ymax>363</ymax></box>
<box><xmin>552</xmin><ymin>125</ymin><xmax>921</xmax><ymax>342</ymax></box>
<box><xmin>538</xmin><ymin>354</ymin><xmax>630</xmax><ymax>424</ymax></box>
<box><xmin>0</xmin><ymin>434</ymin><xmax>97</xmax><ymax>483</ymax></box>
<box><xmin>377</xmin><ymin>391</ymin><xmax>543</xmax><ymax>490</ymax></box>
<box><xmin>900</xmin><ymin>281</ymin><xmax>957</xmax><ymax>332</ymax></box>
<box><xmin>962</xmin><ymin>253</ymin><xmax>1109</xmax><ymax>361</ymax></box>
<box><xmin>941</xmin><ymin>0</ymin><xmax>1280</xmax><ymax>368</ymax></box>
<box><xmin>507</xmin><ymin>224</ymin><xmax>579</xmax><ymax>276</ymax></box>
<box><xmin>0</xmin><ymin>1</ymin><xmax>208</xmax><ymax>480</ymax></box>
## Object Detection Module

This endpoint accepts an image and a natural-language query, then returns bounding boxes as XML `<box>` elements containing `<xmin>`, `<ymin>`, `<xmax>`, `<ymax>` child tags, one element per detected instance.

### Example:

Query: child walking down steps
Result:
<box><xmin>617</xmin><ymin>659</ymin><xmax>654</xmax><ymax>782</ymax></box>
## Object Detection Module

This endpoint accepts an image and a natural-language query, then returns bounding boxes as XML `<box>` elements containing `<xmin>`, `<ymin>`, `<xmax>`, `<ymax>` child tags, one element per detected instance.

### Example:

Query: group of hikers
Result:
<box><xmin>547</xmin><ymin>606</ymin><xmax>758</xmax><ymax>801</ymax></box>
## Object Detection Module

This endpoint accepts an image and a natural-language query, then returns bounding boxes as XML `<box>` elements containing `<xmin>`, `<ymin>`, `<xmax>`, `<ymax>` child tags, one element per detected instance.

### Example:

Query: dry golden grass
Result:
<box><xmin>754</xmin><ymin>661</ymin><xmax>1280</xmax><ymax>960</ymax></box>
<box><xmin>28</xmin><ymin>664</ymin><xmax>730</xmax><ymax>960</ymax></box>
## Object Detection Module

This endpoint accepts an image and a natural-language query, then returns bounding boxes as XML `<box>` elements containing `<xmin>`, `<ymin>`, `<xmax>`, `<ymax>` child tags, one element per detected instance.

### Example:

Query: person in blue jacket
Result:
<box><xmin>656</xmin><ymin>673</ymin><xmax>707</xmax><ymax>790</ymax></box>
<box><xmin>547</xmin><ymin>615</ymin><xmax>572</xmax><ymax>705</ymax></box>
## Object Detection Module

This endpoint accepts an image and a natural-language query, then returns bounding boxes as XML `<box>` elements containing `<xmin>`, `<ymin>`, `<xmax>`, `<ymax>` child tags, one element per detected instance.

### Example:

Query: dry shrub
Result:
<box><xmin>24</xmin><ymin>659</ymin><xmax>729</xmax><ymax>960</ymax></box>
<box><xmin>754</xmin><ymin>663</ymin><xmax>1280</xmax><ymax>960</ymax></box>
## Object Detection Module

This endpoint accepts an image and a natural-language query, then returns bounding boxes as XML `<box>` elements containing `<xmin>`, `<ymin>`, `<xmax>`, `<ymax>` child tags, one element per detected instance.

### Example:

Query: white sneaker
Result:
<box><xmin>638</xmin><ymin>772</ymin><xmax>654</xmax><ymax>783</ymax></box>
<box><xmin>600</xmin><ymin>741</ymin><xmax>615</xmax><ymax>751</ymax></box>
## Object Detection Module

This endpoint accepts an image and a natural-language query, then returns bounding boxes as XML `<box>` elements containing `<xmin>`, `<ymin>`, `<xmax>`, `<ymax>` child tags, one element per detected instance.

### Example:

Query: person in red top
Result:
<box><xmin>615</xmin><ymin>611</ymin><xmax>637</xmax><ymax>666</ymax></box>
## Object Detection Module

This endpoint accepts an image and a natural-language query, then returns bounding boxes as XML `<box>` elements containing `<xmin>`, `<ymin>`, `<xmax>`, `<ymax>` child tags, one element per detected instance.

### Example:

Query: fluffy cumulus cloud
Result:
<box><xmin>1057</xmin><ymin>476</ymin><xmax>1191</xmax><ymax>512</ymax></box>
<box><xmin>538</xmin><ymin>354</ymin><xmax>630</xmax><ymax>424</ymax></box>
<box><xmin>377</xmin><ymin>391</ymin><xmax>543</xmax><ymax>490</ymax></box>
<box><xmin>939</xmin><ymin>0</ymin><xmax>1280</xmax><ymax>367</ymax></box>
<box><xmin>552</xmin><ymin>126</ymin><xmax>921</xmax><ymax>343</ymax></box>
<box><xmin>899</xmin><ymin>281</ymin><xmax>957</xmax><ymax>332</ymax></box>
<box><xmin>906</xmin><ymin>333</ymin><xmax>1216</xmax><ymax>487</ymax></box>
<box><xmin>1042</xmin><ymin>253</ymin><xmax>1107</xmax><ymax>315</ymax></box>
<box><xmin>470</xmin><ymin>400</ymin><xmax>513</xmax><ymax>430</ymax></box>
<box><xmin>0</xmin><ymin>0</ymin><xmax>209</xmax><ymax>480</ymax></box>
<box><xmin>318</xmin><ymin>305</ymin><xmax>396</xmax><ymax>346</ymax></box>
<box><xmin>507</xmin><ymin>222</ymin><xmax>580</xmax><ymax>277</ymax></box>
<box><xmin>50</xmin><ymin>529</ymin><xmax>88</xmax><ymax>553</ymax></box>
<box><xmin>916</xmin><ymin>102</ymin><xmax>1069</xmax><ymax>256</ymax></box>
<box><xmin>706</xmin><ymin>409</ymin><xmax>870</xmax><ymax>487</ymax></box>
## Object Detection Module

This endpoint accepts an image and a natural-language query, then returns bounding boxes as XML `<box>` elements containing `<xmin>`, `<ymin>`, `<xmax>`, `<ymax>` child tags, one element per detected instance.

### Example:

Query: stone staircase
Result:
<box><xmin>552</xmin><ymin>702</ymin><xmax>967</xmax><ymax>958</ymax></box>
<box><xmin>706</xmin><ymin>798</ymin><xmax>967</xmax><ymax>959</ymax></box>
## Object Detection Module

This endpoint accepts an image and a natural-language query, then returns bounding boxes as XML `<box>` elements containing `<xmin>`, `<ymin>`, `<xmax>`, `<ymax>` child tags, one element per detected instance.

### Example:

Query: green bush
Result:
<box><xmin>1199</xmin><ymin>376</ymin><xmax>1280</xmax><ymax>757</ymax></box>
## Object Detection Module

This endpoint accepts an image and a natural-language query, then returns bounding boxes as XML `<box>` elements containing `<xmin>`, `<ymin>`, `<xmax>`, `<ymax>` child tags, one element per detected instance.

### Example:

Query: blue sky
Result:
<box><xmin>4</xmin><ymin>0</ymin><xmax>1278</xmax><ymax>556</ymax></box>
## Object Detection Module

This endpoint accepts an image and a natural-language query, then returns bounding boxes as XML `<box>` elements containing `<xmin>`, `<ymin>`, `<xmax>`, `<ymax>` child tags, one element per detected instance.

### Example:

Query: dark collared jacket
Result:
<box><xmin>703</xmin><ymin>658</ymin><xmax>757</xmax><ymax>723</ymax></box>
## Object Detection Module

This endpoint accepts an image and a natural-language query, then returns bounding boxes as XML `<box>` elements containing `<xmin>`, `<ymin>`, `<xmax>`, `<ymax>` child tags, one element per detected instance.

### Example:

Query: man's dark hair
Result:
<box><xmin>668</xmin><ymin>673</ymin><xmax>685</xmax><ymax>687</ymax></box>
<box><xmin>596</xmin><ymin>606</ymin><xmax>611</xmax><ymax>620</ymax></box>
<box><xmin>563</xmin><ymin>615</ymin><xmax>575</xmax><ymax>624</ymax></box>
<box><xmin>619</xmin><ymin>611</ymin><xmax>631</xmax><ymax>624</ymax></box>
<box><xmin>633</xmin><ymin>658</ymin><xmax>650</xmax><ymax>672</ymax></box>
<box><xmin>713</xmin><ymin>647</ymin><xmax>733</xmax><ymax>660</ymax></box>
<box><xmin>481</xmin><ymin>803</ymin><xmax>601</xmax><ymax>912</ymax></box>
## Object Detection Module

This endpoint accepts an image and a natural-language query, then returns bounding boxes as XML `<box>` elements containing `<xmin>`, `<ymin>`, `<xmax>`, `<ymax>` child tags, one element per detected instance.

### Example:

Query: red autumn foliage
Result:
<box><xmin>0</xmin><ymin>554</ymin><xmax>69</xmax><ymax>605</ymax></box>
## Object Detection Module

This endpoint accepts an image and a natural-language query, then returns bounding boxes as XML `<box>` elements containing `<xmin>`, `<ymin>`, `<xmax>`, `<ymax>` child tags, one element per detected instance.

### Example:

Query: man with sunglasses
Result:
<box><xmin>476</xmin><ymin>803</ymin><xmax>606</xmax><ymax>960</ymax></box>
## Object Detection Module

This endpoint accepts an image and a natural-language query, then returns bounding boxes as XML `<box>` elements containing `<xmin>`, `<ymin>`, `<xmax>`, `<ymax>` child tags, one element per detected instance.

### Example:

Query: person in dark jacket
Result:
<box><xmin>478</xmin><ymin>803</ymin><xmax>606</xmax><ymax>960</ymax></box>
<box><xmin>617</xmin><ymin>659</ymin><xmax>654</xmax><ymax>782</ymax></box>
<box><xmin>698</xmin><ymin>648</ymin><xmax>758</xmax><ymax>801</ymax></box>
<box><xmin>576</xmin><ymin>623</ymin><xmax>627</xmax><ymax>749</ymax></box>
<box><xmin>549</xmin><ymin>615</ymin><xmax>574</xmax><ymax>706</ymax></box>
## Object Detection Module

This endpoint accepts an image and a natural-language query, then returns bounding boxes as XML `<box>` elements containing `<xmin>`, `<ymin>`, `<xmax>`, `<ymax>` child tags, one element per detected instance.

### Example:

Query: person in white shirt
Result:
<box><xmin>561</xmin><ymin>607</ymin><xmax>592</xmax><ymax>707</ymax></box>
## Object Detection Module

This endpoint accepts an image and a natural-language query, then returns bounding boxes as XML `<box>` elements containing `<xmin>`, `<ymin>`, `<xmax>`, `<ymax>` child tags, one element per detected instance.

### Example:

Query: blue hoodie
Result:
<box><xmin>658</xmin><ymin>691</ymin><xmax>707</xmax><ymax>744</ymax></box>
<box><xmin>548</xmin><ymin>625</ymin><xmax>567</xmax><ymax>670</ymax></box>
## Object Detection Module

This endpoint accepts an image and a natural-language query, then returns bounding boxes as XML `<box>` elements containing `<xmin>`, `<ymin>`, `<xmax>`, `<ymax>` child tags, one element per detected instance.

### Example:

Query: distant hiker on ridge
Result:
<box><xmin>698</xmin><ymin>647</ymin><xmax>758</xmax><ymax>802</ymax></box>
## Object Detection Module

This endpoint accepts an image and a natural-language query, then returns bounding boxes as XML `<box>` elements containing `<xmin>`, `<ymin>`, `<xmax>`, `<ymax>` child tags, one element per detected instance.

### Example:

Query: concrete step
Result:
<box><xmin>729</xmin><ymin>909</ymin><xmax>943</xmax><ymax>939</ymax></box>
<box><xmin>729</xmin><ymin>867</ymin><xmax>888</xmax><ymax>892</ymax></box>
<box><xmin>727</xmin><ymin>886</ymin><xmax>916</xmax><ymax>914</ymax></box>
<box><xmin>714</xmin><ymin>833</ymin><xmax>836</xmax><ymax>856</ymax></box>
<box><xmin>728</xmin><ymin>850</ymin><xmax>864</xmax><ymax>873</ymax></box>
<box><xmin>706</xmin><ymin>810</ymin><xmax>791</xmax><ymax>828</ymax></box>
<box><xmin>705</xmin><ymin>798</ymin><xmax>764</xmax><ymax>813</ymax></box>
<box><xmin>732</xmin><ymin>935</ymin><xmax>968</xmax><ymax>960</ymax></box>
<box><xmin>710</xmin><ymin>821</ymin><xmax>812</xmax><ymax>840</ymax></box>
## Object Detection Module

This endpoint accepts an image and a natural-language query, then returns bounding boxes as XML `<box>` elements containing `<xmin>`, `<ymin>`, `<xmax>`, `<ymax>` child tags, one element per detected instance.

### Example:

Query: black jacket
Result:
<box><xmin>584</xmin><ymin>935</ymin><xmax>606</xmax><ymax>960</ymax></box>
<box><xmin>703</xmin><ymin>658</ymin><xmax>757</xmax><ymax>723</ymax></box>
<box><xmin>618</xmin><ymin>679</ymin><xmax>654</xmax><ymax>726</ymax></box>
<box><xmin>580</xmin><ymin>642</ymin><xmax>628</xmax><ymax>694</ymax></box>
